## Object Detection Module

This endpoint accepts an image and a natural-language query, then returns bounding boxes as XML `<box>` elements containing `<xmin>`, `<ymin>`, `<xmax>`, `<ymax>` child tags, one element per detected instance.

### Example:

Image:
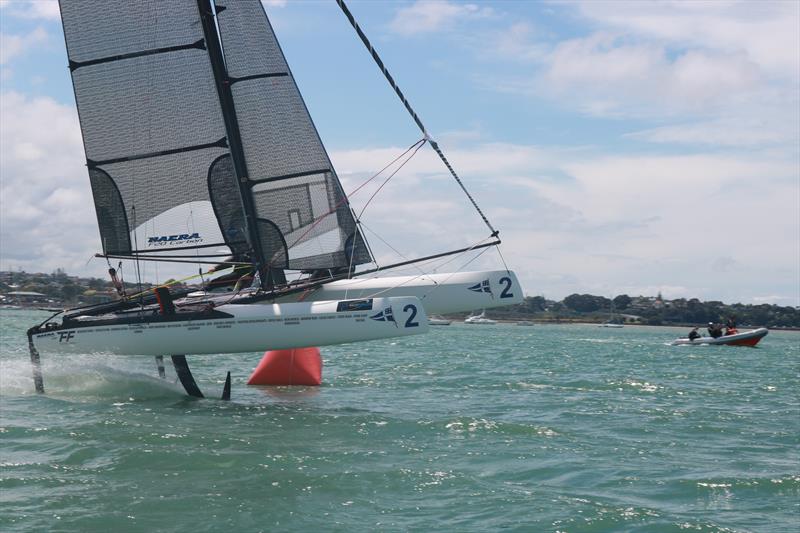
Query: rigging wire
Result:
<box><xmin>360</xmin><ymin>235</ymin><xmax>493</xmax><ymax>300</ymax></box>
<box><xmin>347</xmin><ymin>138</ymin><xmax>426</xmax><ymax>203</ymax></box>
<box><xmin>358</xmin><ymin>220</ymin><xmax>431</xmax><ymax>277</ymax></box>
<box><xmin>336</xmin><ymin>0</ymin><xmax>498</xmax><ymax>239</ymax></box>
<box><xmin>495</xmin><ymin>242</ymin><xmax>511</xmax><ymax>273</ymax></box>
<box><xmin>263</xmin><ymin>137</ymin><xmax>425</xmax><ymax>271</ymax></box>
<box><xmin>354</xmin><ymin>138</ymin><xmax>426</xmax><ymax>221</ymax></box>
<box><xmin>344</xmin><ymin>138</ymin><xmax>428</xmax><ymax>295</ymax></box>
<box><xmin>423</xmin><ymin>237</ymin><xmax>493</xmax><ymax>273</ymax></box>
<box><xmin>420</xmin><ymin>245</ymin><xmax>493</xmax><ymax>301</ymax></box>
<box><xmin>130</xmin><ymin>205</ymin><xmax>144</xmax><ymax>308</ymax></box>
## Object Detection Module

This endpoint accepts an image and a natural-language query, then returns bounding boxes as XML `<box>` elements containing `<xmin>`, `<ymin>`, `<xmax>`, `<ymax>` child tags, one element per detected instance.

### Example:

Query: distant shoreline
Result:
<box><xmin>2</xmin><ymin>269</ymin><xmax>798</xmax><ymax>328</ymax></box>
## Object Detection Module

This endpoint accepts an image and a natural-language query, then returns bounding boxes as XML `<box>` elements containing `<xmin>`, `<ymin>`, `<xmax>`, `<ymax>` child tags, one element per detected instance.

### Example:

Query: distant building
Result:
<box><xmin>6</xmin><ymin>291</ymin><xmax>47</xmax><ymax>304</ymax></box>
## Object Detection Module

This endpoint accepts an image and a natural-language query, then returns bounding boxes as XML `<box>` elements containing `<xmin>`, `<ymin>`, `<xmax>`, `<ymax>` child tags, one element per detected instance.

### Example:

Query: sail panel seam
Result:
<box><xmin>69</xmin><ymin>39</ymin><xmax>207</xmax><ymax>71</ymax></box>
<box><xmin>87</xmin><ymin>137</ymin><xmax>228</xmax><ymax>168</ymax></box>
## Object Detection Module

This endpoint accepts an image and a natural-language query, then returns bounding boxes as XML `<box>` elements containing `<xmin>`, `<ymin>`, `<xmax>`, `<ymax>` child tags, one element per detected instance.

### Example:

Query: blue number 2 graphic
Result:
<box><xmin>403</xmin><ymin>304</ymin><xmax>419</xmax><ymax>327</ymax></box>
<box><xmin>499</xmin><ymin>277</ymin><xmax>514</xmax><ymax>299</ymax></box>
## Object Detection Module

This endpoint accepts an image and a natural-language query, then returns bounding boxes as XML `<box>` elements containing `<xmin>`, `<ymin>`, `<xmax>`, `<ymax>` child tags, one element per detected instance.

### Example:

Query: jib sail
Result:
<box><xmin>215</xmin><ymin>0</ymin><xmax>370</xmax><ymax>271</ymax></box>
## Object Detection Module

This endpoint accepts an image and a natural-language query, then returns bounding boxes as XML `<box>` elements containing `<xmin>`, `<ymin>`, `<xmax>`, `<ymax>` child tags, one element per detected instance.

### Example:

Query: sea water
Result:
<box><xmin>1</xmin><ymin>309</ymin><xmax>798</xmax><ymax>532</ymax></box>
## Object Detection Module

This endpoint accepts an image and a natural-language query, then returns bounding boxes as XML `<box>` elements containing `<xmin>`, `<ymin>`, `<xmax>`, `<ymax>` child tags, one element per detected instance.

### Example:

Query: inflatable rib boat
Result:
<box><xmin>670</xmin><ymin>328</ymin><xmax>768</xmax><ymax>347</ymax></box>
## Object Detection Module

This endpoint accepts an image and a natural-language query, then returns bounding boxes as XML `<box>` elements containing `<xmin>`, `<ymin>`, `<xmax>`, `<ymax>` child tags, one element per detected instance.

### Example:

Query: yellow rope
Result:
<box><xmin>124</xmin><ymin>264</ymin><xmax>249</xmax><ymax>300</ymax></box>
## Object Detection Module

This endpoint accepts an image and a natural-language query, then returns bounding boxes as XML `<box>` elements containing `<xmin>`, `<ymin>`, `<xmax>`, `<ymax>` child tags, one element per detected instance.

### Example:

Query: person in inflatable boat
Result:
<box><xmin>688</xmin><ymin>327</ymin><xmax>701</xmax><ymax>341</ymax></box>
<box><xmin>707</xmin><ymin>322</ymin><xmax>723</xmax><ymax>338</ymax></box>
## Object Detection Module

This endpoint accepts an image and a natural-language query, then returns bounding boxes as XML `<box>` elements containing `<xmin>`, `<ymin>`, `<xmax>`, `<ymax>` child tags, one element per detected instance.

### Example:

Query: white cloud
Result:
<box><xmin>626</xmin><ymin>117</ymin><xmax>799</xmax><ymax>147</ymax></box>
<box><xmin>0</xmin><ymin>92</ymin><xmax>796</xmax><ymax>305</ymax></box>
<box><xmin>570</xmin><ymin>0</ymin><xmax>800</xmax><ymax>80</ymax></box>
<box><xmin>478</xmin><ymin>1</ymin><xmax>799</xmax><ymax>150</ymax></box>
<box><xmin>540</xmin><ymin>32</ymin><xmax>762</xmax><ymax>117</ymax></box>
<box><xmin>0</xmin><ymin>27</ymin><xmax>47</xmax><ymax>66</ymax></box>
<box><xmin>0</xmin><ymin>0</ymin><xmax>60</xmax><ymax>20</ymax></box>
<box><xmin>489</xmin><ymin>22</ymin><xmax>548</xmax><ymax>62</ymax></box>
<box><xmin>328</xmin><ymin>140</ymin><xmax>799</xmax><ymax>305</ymax></box>
<box><xmin>0</xmin><ymin>91</ymin><xmax>97</xmax><ymax>274</ymax></box>
<box><xmin>389</xmin><ymin>0</ymin><xmax>494</xmax><ymax>36</ymax></box>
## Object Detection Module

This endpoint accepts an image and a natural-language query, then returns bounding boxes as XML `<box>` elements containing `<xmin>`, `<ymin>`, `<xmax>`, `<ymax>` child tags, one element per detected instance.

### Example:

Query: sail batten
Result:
<box><xmin>87</xmin><ymin>137</ymin><xmax>228</xmax><ymax>168</ymax></box>
<box><xmin>229</xmin><ymin>72</ymin><xmax>289</xmax><ymax>84</ymax></box>
<box><xmin>250</xmin><ymin>168</ymin><xmax>333</xmax><ymax>185</ymax></box>
<box><xmin>69</xmin><ymin>39</ymin><xmax>207</xmax><ymax>71</ymax></box>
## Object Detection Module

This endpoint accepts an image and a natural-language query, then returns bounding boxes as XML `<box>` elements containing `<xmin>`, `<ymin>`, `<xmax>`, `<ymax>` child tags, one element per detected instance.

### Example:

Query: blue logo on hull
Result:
<box><xmin>370</xmin><ymin>307</ymin><xmax>398</xmax><ymax>327</ymax></box>
<box><xmin>468</xmin><ymin>279</ymin><xmax>493</xmax><ymax>298</ymax></box>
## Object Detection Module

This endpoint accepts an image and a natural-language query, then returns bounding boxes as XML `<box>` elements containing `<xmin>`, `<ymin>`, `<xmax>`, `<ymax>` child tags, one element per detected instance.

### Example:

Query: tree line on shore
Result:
<box><xmin>2</xmin><ymin>270</ymin><xmax>798</xmax><ymax>327</ymax></box>
<box><xmin>487</xmin><ymin>293</ymin><xmax>799</xmax><ymax>328</ymax></box>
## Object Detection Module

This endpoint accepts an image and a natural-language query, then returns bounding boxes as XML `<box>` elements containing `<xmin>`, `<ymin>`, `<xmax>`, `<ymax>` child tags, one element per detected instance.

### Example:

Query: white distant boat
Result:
<box><xmin>428</xmin><ymin>316</ymin><xmax>451</xmax><ymax>326</ymax></box>
<box><xmin>465</xmin><ymin>310</ymin><xmax>497</xmax><ymax>325</ymax></box>
<box><xmin>599</xmin><ymin>300</ymin><xmax>624</xmax><ymax>328</ymax></box>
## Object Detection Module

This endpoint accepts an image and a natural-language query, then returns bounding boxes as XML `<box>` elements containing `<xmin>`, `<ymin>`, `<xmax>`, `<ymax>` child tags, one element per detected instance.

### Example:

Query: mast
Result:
<box><xmin>196</xmin><ymin>0</ymin><xmax>282</xmax><ymax>288</ymax></box>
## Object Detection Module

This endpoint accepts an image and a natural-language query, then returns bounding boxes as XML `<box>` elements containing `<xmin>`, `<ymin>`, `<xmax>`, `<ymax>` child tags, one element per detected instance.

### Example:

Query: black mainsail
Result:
<box><xmin>60</xmin><ymin>0</ymin><xmax>371</xmax><ymax>283</ymax></box>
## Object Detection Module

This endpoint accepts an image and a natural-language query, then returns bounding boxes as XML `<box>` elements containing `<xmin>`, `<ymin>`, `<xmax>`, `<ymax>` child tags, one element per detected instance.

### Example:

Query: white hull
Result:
<box><xmin>33</xmin><ymin>296</ymin><xmax>428</xmax><ymax>356</ymax></box>
<box><xmin>465</xmin><ymin>318</ymin><xmax>497</xmax><ymax>324</ymax></box>
<box><xmin>464</xmin><ymin>309</ymin><xmax>497</xmax><ymax>324</ymax></box>
<box><xmin>293</xmin><ymin>270</ymin><xmax>523</xmax><ymax>315</ymax></box>
<box><xmin>32</xmin><ymin>270</ymin><xmax>522</xmax><ymax>356</ymax></box>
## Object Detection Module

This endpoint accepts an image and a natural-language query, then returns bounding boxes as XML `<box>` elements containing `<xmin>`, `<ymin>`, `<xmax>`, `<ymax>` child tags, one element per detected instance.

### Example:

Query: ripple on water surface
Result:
<box><xmin>1</xmin><ymin>311</ymin><xmax>798</xmax><ymax>531</ymax></box>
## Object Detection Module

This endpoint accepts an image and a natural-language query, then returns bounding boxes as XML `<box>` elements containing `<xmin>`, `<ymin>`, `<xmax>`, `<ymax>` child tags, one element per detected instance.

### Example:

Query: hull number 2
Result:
<box><xmin>403</xmin><ymin>304</ymin><xmax>419</xmax><ymax>328</ymax></box>
<box><xmin>499</xmin><ymin>277</ymin><xmax>514</xmax><ymax>299</ymax></box>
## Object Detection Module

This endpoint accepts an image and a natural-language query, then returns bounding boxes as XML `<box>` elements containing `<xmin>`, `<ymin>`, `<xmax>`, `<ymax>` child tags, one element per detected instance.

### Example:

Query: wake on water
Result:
<box><xmin>0</xmin><ymin>353</ymin><xmax>188</xmax><ymax>400</ymax></box>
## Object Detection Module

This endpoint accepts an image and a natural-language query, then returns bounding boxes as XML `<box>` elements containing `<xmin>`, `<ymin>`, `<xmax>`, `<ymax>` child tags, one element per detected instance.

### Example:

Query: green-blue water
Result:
<box><xmin>1</xmin><ymin>309</ymin><xmax>798</xmax><ymax>532</ymax></box>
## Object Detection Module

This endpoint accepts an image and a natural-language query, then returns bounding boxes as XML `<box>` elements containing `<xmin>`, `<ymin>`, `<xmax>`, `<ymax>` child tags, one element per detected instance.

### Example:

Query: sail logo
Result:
<box><xmin>147</xmin><ymin>232</ymin><xmax>203</xmax><ymax>247</ymax></box>
<box><xmin>370</xmin><ymin>307</ymin><xmax>398</xmax><ymax>327</ymax></box>
<box><xmin>468</xmin><ymin>279</ymin><xmax>493</xmax><ymax>298</ymax></box>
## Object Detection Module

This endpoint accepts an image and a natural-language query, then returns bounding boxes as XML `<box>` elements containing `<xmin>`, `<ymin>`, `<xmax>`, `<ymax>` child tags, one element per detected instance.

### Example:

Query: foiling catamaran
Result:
<box><xmin>27</xmin><ymin>0</ymin><xmax>523</xmax><ymax>398</ymax></box>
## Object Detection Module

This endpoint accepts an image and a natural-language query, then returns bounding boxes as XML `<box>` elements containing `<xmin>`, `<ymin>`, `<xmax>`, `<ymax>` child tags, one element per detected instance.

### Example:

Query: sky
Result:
<box><xmin>0</xmin><ymin>0</ymin><xmax>798</xmax><ymax>306</ymax></box>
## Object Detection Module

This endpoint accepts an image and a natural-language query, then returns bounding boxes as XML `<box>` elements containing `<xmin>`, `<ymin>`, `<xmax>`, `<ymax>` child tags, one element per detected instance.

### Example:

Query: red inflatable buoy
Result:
<box><xmin>247</xmin><ymin>347</ymin><xmax>322</xmax><ymax>386</ymax></box>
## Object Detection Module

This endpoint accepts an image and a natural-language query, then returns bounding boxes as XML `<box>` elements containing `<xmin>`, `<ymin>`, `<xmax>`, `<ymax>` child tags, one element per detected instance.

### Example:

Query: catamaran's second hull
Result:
<box><xmin>291</xmin><ymin>270</ymin><xmax>524</xmax><ymax>314</ymax></box>
<box><xmin>32</xmin><ymin>296</ymin><xmax>428</xmax><ymax>356</ymax></box>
